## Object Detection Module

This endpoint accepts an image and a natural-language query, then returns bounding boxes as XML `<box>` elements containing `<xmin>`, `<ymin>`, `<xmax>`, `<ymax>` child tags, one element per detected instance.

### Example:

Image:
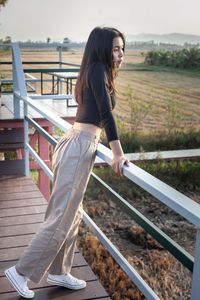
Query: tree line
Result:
<box><xmin>143</xmin><ymin>47</ymin><xmax>200</xmax><ymax>69</ymax></box>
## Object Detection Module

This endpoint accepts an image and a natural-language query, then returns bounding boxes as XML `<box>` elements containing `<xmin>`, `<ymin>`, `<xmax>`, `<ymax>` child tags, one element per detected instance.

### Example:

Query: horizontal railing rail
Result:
<box><xmin>23</xmin><ymin>68</ymin><xmax>79</xmax><ymax>73</ymax></box>
<box><xmin>0</xmin><ymin>61</ymin><xmax>80</xmax><ymax>67</ymax></box>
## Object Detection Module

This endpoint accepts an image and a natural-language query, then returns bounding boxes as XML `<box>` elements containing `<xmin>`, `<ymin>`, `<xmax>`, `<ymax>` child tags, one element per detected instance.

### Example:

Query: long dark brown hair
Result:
<box><xmin>75</xmin><ymin>27</ymin><xmax>125</xmax><ymax>104</ymax></box>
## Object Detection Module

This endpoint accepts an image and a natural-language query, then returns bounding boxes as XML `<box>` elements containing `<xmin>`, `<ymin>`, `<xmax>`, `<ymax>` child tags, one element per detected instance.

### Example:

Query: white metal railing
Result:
<box><xmin>11</xmin><ymin>42</ymin><xmax>200</xmax><ymax>300</ymax></box>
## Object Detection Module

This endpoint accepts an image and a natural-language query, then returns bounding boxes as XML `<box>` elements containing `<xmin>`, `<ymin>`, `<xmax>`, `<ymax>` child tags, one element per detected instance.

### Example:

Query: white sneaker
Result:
<box><xmin>47</xmin><ymin>273</ymin><xmax>86</xmax><ymax>290</ymax></box>
<box><xmin>4</xmin><ymin>266</ymin><xmax>35</xmax><ymax>299</ymax></box>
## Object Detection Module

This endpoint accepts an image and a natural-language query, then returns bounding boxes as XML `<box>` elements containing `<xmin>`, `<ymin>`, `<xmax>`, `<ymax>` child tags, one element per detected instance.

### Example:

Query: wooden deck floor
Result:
<box><xmin>0</xmin><ymin>94</ymin><xmax>77</xmax><ymax>120</ymax></box>
<box><xmin>0</xmin><ymin>175</ymin><xmax>111</xmax><ymax>300</ymax></box>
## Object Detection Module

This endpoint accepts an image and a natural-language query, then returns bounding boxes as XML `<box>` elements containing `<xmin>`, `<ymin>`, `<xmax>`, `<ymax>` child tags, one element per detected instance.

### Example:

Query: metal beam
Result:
<box><xmin>191</xmin><ymin>229</ymin><xmax>200</xmax><ymax>299</ymax></box>
<box><xmin>25</xmin><ymin>116</ymin><xmax>57</xmax><ymax>147</ymax></box>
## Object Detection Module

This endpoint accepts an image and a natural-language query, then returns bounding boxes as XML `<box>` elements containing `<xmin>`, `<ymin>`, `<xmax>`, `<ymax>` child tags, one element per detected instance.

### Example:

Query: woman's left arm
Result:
<box><xmin>109</xmin><ymin>139</ymin><xmax>129</xmax><ymax>176</ymax></box>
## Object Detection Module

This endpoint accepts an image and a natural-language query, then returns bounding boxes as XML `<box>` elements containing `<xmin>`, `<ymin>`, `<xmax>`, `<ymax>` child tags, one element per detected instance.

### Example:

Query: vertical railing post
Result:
<box><xmin>12</xmin><ymin>43</ymin><xmax>29</xmax><ymax>175</ymax></box>
<box><xmin>23</xmin><ymin>102</ymin><xmax>29</xmax><ymax>176</ymax></box>
<box><xmin>12</xmin><ymin>46</ymin><xmax>20</xmax><ymax>118</ymax></box>
<box><xmin>191</xmin><ymin>229</ymin><xmax>200</xmax><ymax>299</ymax></box>
<box><xmin>190</xmin><ymin>228</ymin><xmax>200</xmax><ymax>300</ymax></box>
<box><xmin>12</xmin><ymin>43</ymin><xmax>27</xmax><ymax>117</ymax></box>
<box><xmin>58</xmin><ymin>45</ymin><xmax>62</xmax><ymax>93</ymax></box>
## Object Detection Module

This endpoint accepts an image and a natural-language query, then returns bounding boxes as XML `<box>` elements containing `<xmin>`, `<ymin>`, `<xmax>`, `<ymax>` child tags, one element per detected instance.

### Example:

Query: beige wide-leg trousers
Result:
<box><xmin>16</xmin><ymin>128</ymin><xmax>99</xmax><ymax>283</ymax></box>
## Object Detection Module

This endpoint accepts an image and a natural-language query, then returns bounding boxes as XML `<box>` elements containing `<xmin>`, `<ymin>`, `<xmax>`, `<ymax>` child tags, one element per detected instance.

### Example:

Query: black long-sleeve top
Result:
<box><xmin>75</xmin><ymin>62</ymin><xmax>119</xmax><ymax>142</ymax></box>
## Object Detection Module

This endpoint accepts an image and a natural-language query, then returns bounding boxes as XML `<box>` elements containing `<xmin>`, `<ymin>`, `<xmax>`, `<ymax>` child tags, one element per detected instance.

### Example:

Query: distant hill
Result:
<box><xmin>126</xmin><ymin>33</ymin><xmax>200</xmax><ymax>45</ymax></box>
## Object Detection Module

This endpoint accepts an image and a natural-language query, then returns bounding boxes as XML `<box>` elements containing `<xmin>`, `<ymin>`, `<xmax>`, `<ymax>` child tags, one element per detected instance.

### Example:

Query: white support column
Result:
<box><xmin>12</xmin><ymin>43</ymin><xmax>29</xmax><ymax>175</ymax></box>
<box><xmin>191</xmin><ymin>229</ymin><xmax>200</xmax><ymax>299</ymax></box>
<box><xmin>12</xmin><ymin>43</ymin><xmax>27</xmax><ymax>118</ymax></box>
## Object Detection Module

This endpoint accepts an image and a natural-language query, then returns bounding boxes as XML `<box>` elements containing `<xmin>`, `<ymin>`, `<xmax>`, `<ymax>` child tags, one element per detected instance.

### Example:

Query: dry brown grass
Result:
<box><xmin>78</xmin><ymin>221</ymin><xmax>192</xmax><ymax>300</ymax></box>
<box><xmin>1</xmin><ymin>48</ymin><xmax>200</xmax><ymax>133</ymax></box>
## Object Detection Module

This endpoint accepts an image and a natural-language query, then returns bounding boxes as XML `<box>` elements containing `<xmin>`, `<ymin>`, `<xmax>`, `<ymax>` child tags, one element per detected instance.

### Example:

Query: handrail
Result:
<box><xmin>21</xmin><ymin>94</ymin><xmax>200</xmax><ymax>228</ymax></box>
<box><xmin>23</xmin><ymin>68</ymin><xmax>79</xmax><ymax>73</ymax></box>
<box><xmin>12</xmin><ymin>42</ymin><xmax>200</xmax><ymax>299</ymax></box>
<box><xmin>97</xmin><ymin>143</ymin><xmax>200</xmax><ymax>227</ymax></box>
<box><xmin>0</xmin><ymin>61</ymin><xmax>80</xmax><ymax>67</ymax></box>
<box><xmin>25</xmin><ymin>106</ymin><xmax>194</xmax><ymax>271</ymax></box>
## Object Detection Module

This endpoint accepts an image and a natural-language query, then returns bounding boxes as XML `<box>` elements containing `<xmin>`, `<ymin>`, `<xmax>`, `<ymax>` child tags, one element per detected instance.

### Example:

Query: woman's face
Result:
<box><xmin>112</xmin><ymin>36</ymin><xmax>124</xmax><ymax>69</ymax></box>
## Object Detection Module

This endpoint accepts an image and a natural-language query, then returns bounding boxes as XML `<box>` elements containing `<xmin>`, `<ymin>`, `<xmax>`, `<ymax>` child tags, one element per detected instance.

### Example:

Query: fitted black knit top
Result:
<box><xmin>75</xmin><ymin>62</ymin><xmax>119</xmax><ymax>142</ymax></box>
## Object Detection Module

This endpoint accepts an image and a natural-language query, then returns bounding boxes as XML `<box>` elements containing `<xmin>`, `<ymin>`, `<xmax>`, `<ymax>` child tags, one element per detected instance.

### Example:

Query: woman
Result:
<box><xmin>5</xmin><ymin>26</ymin><xmax>129</xmax><ymax>298</ymax></box>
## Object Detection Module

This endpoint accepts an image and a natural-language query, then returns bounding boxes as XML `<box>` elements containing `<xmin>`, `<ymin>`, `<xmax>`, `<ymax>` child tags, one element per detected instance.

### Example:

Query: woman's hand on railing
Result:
<box><xmin>112</xmin><ymin>155</ymin><xmax>130</xmax><ymax>176</ymax></box>
<box><xmin>109</xmin><ymin>139</ymin><xmax>129</xmax><ymax>176</ymax></box>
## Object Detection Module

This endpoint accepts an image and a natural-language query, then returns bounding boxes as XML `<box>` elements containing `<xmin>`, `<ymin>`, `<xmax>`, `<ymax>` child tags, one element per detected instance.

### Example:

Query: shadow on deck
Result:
<box><xmin>0</xmin><ymin>175</ymin><xmax>111</xmax><ymax>300</ymax></box>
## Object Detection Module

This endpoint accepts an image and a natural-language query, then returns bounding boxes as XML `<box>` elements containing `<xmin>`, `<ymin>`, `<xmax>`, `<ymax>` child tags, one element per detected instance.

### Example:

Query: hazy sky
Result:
<box><xmin>1</xmin><ymin>0</ymin><xmax>200</xmax><ymax>42</ymax></box>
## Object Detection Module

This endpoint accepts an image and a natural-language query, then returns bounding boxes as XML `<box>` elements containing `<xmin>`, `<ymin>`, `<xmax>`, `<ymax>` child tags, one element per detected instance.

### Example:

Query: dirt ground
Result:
<box><xmin>77</xmin><ymin>171</ymin><xmax>199</xmax><ymax>300</ymax></box>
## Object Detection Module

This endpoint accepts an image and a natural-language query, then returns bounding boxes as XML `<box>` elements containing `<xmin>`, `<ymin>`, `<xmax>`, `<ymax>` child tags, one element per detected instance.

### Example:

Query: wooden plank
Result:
<box><xmin>37</xmin><ymin>99</ymin><xmax>77</xmax><ymax>118</ymax></box>
<box><xmin>0</xmin><ymin>160</ymin><xmax>24</xmax><ymax>176</ymax></box>
<box><xmin>0</xmin><ymin>245</ymin><xmax>86</xmax><ymax>263</ymax></box>
<box><xmin>0</xmin><ymin>198</ymin><xmax>46</xmax><ymax>208</ymax></box>
<box><xmin>0</xmin><ymin>234</ymin><xmax>35</xmax><ymax>249</ymax></box>
<box><xmin>0</xmin><ymin>292</ymin><xmax>110</xmax><ymax>300</ymax></box>
<box><xmin>72</xmin><ymin>252</ymin><xmax>88</xmax><ymax>268</ymax></box>
<box><xmin>0</xmin><ymin>246</ymin><xmax>28</xmax><ymax>261</ymax></box>
<box><xmin>0</xmin><ymin>104</ymin><xmax>13</xmax><ymax>120</ymax></box>
<box><xmin>0</xmin><ymin>176</ymin><xmax>111</xmax><ymax>300</ymax></box>
<box><xmin>0</xmin><ymin>280</ymin><xmax>109</xmax><ymax>300</ymax></box>
<box><xmin>0</xmin><ymin>177</ymin><xmax>40</xmax><ymax>192</ymax></box>
<box><xmin>0</xmin><ymin>143</ymin><xmax>24</xmax><ymax>150</ymax></box>
<box><xmin>1</xmin><ymin>94</ymin><xmax>77</xmax><ymax>120</ymax></box>
<box><xmin>0</xmin><ymin>205</ymin><xmax>47</xmax><ymax>217</ymax></box>
<box><xmin>0</xmin><ymin>213</ymin><xmax>45</xmax><ymax>226</ymax></box>
<box><xmin>0</xmin><ymin>176</ymin><xmax>31</xmax><ymax>186</ymax></box>
<box><xmin>0</xmin><ymin>253</ymin><xmax>88</xmax><ymax>277</ymax></box>
<box><xmin>0</xmin><ymin>266</ymin><xmax>97</xmax><ymax>294</ymax></box>
<box><xmin>0</xmin><ymin>190</ymin><xmax>43</xmax><ymax>201</ymax></box>
<box><xmin>0</xmin><ymin>183</ymin><xmax>39</xmax><ymax>194</ymax></box>
<box><xmin>1</xmin><ymin>244</ymin><xmax>87</xmax><ymax>262</ymax></box>
<box><xmin>0</xmin><ymin>223</ymin><xmax>42</xmax><ymax>238</ymax></box>
<box><xmin>0</xmin><ymin>128</ymin><xmax>23</xmax><ymax>143</ymax></box>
